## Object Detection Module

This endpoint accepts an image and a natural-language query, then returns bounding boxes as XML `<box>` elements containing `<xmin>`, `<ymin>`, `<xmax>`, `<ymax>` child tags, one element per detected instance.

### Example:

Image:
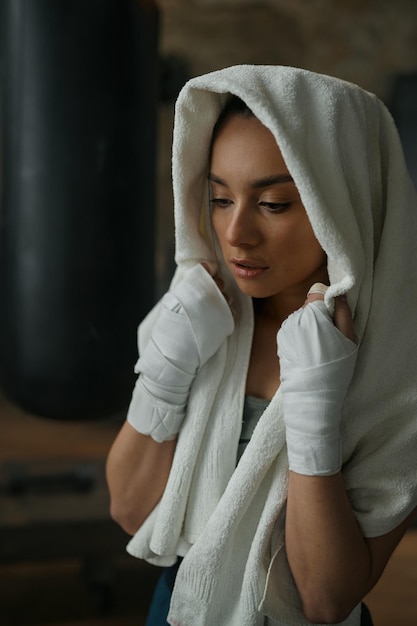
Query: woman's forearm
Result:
<box><xmin>285</xmin><ymin>471</ymin><xmax>412</xmax><ymax>624</ymax></box>
<box><xmin>286</xmin><ymin>471</ymin><xmax>371</xmax><ymax>623</ymax></box>
<box><xmin>106</xmin><ymin>421</ymin><xmax>176</xmax><ymax>535</ymax></box>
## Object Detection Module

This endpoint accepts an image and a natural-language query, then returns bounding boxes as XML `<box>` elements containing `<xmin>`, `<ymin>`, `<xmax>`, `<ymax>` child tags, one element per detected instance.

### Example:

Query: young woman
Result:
<box><xmin>106</xmin><ymin>65</ymin><xmax>417</xmax><ymax>625</ymax></box>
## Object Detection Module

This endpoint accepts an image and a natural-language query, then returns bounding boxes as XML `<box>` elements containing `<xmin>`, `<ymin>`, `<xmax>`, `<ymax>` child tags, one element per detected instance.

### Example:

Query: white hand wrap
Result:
<box><xmin>277</xmin><ymin>301</ymin><xmax>358</xmax><ymax>476</ymax></box>
<box><xmin>127</xmin><ymin>264</ymin><xmax>234</xmax><ymax>442</ymax></box>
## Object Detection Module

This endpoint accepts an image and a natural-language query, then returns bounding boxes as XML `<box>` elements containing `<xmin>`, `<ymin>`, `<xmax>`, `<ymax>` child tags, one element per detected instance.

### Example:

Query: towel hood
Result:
<box><xmin>171</xmin><ymin>65</ymin><xmax>417</xmax><ymax>332</ymax></box>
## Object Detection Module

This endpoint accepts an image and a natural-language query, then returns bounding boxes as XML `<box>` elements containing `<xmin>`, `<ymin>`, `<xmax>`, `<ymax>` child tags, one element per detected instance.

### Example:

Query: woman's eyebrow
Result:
<box><xmin>208</xmin><ymin>173</ymin><xmax>228</xmax><ymax>185</ymax></box>
<box><xmin>251</xmin><ymin>174</ymin><xmax>293</xmax><ymax>188</ymax></box>
<box><xmin>208</xmin><ymin>173</ymin><xmax>293</xmax><ymax>187</ymax></box>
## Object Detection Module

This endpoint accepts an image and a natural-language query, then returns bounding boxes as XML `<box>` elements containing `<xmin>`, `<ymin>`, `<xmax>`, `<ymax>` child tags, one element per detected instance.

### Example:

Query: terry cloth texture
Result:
<box><xmin>127</xmin><ymin>65</ymin><xmax>417</xmax><ymax>625</ymax></box>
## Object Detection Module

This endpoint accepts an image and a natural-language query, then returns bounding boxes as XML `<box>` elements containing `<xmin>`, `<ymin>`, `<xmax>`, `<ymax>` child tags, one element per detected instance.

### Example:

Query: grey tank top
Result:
<box><xmin>237</xmin><ymin>395</ymin><xmax>270</xmax><ymax>462</ymax></box>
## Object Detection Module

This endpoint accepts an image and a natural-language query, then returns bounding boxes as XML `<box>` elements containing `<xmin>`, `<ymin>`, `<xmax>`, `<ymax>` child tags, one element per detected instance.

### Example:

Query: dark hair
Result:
<box><xmin>212</xmin><ymin>94</ymin><xmax>255</xmax><ymax>141</ymax></box>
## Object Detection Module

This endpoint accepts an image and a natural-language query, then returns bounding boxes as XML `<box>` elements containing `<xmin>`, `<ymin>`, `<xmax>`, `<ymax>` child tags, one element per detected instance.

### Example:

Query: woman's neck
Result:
<box><xmin>254</xmin><ymin>269</ymin><xmax>329</xmax><ymax>324</ymax></box>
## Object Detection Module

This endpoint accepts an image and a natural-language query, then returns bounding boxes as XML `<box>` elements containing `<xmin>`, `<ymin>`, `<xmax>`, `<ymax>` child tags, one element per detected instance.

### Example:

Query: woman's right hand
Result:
<box><xmin>127</xmin><ymin>263</ymin><xmax>235</xmax><ymax>443</ymax></box>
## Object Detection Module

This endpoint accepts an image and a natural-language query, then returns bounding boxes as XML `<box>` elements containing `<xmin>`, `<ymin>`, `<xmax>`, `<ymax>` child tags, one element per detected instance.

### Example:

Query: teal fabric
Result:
<box><xmin>237</xmin><ymin>395</ymin><xmax>269</xmax><ymax>462</ymax></box>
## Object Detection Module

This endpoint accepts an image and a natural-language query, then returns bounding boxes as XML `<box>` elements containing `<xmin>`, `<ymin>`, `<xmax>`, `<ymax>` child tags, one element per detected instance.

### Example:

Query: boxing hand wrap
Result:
<box><xmin>277</xmin><ymin>301</ymin><xmax>358</xmax><ymax>476</ymax></box>
<box><xmin>127</xmin><ymin>264</ymin><xmax>234</xmax><ymax>442</ymax></box>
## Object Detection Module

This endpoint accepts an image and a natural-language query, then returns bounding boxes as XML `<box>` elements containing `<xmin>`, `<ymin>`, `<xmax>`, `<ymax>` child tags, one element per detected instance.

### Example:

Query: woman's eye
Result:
<box><xmin>259</xmin><ymin>201</ymin><xmax>291</xmax><ymax>213</ymax></box>
<box><xmin>209</xmin><ymin>198</ymin><xmax>232</xmax><ymax>208</ymax></box>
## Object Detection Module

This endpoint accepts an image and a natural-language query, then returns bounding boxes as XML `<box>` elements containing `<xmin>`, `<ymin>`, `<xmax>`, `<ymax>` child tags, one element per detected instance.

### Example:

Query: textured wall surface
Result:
<box><xmin>155</xmin><ymin>0</ymin><xmax>417</xmax><ymax>292</ymax></box>
<box><xmin>160</xmin><ymin>0</ymin><xmax>417</xmax><ymax>98</ymax></box>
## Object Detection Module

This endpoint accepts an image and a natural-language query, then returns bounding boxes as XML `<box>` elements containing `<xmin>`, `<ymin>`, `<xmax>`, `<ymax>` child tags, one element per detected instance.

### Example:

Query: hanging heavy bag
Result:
<box><xmin>0</xmin><ymin>0</ymin><xmax>159</xmax><ymax>419</ymax></box>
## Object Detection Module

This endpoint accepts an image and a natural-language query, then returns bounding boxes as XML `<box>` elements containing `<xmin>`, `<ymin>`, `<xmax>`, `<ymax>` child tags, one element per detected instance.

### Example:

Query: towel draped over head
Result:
<box><xmin>127</xmin><ymin>65</ymin><xmax>417</xmax><ymax>626</ymax></box>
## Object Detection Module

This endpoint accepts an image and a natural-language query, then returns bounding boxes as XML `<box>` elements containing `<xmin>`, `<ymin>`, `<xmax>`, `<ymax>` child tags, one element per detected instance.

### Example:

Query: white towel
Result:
<box><xmin>127</xmin><ymin>66</ymin><xmax>417</xmax><ymax>625</ymax></box>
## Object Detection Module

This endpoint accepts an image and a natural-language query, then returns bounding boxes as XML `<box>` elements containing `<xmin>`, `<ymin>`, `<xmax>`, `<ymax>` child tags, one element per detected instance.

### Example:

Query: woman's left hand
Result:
<box><xmin>277</xmin><ymin>285</ymin><xmax>358</xmax><ymax>476</ymax></box>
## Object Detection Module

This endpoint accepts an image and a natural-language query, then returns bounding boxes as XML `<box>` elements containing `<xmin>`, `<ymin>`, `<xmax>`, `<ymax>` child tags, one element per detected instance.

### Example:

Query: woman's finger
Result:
<box><xmin>201</xmin><ymin>263</ymin><xmax>235</xmax><ymax>318</ymax></box>
<box><xmin>333</xmin><ymin>295</ymin><xmax>358</xmax><ymax>343</ymax></box>
<box><xmin>304</xmin><ymin>283</ymin><xmax>358</xmax><ymax>344</ymax></box>
<box><xmin>303</xmin><ymin>282</ymin><xmax>328</xmax><ymax>306</ymax></box>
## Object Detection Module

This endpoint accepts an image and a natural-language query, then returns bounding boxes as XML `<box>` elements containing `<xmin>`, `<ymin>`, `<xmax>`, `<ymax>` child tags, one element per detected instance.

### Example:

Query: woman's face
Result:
<box><xmin>209</xmin><ymin>114</ymin><xmax>327</xmax><ymax>308</ymax></box>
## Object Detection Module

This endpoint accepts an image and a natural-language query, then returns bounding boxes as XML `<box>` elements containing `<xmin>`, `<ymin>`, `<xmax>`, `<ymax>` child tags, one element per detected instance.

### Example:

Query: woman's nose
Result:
<box><xmin>225</xmin><ymin>204</ymin><xmax>259</xmax><ymax>248</ymax></box>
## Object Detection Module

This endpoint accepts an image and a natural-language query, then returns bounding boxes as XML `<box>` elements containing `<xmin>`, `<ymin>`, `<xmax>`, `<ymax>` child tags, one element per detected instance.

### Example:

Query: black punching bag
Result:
<box><xmin>390</xmin><ymin>73</ymin><xmax>417</xmax><ymax>189</ymax></box>
<box><xmin>0</xmin><ymin>0</ymin><xmax>159</xmax><ymax>419</ymax></box>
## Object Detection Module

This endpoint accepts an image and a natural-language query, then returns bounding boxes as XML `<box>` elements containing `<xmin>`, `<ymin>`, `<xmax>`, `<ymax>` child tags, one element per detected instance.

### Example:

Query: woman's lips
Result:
<box><xmin>230</xmin><ymin>258</ymin><xmax>269</xmax><ymax>279</ymax></box>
